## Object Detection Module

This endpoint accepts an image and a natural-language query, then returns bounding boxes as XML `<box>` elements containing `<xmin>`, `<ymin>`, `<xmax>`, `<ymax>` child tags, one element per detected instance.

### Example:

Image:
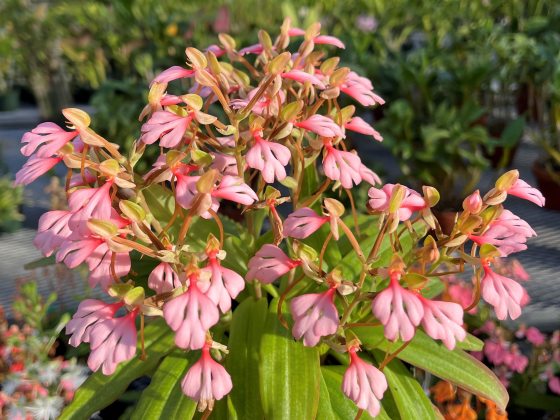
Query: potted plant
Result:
<box><xmin>13</xmin><ymin>21</ymin><xmax>544</xmax><ymax>419</ymax></box>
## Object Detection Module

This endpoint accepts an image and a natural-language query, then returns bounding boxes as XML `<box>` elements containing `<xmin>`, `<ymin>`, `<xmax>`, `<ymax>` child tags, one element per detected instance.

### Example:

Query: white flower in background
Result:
<box><xmin>27</xmin><ymin>396</ymin><xmax>64</xmax><ymax>420</ymax></box>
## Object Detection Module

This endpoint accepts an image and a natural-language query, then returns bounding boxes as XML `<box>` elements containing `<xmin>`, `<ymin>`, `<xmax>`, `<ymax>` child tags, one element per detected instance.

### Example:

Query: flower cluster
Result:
<box><xmin>0</xmin><ymin>305</ymin><xmax>88</xmax><ymax>420</ymax></box>
<box><xmin>15</xmin><ymin>21</ymin><xmax>543</xmax><ymax>416</ymax></box>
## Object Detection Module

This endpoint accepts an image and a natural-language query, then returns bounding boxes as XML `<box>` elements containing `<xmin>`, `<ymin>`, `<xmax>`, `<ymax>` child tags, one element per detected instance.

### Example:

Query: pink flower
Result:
<box><xmin>201</xmin><ymin>251</ymin><xmax>245</xmax><ymax>313</ymax></box>
<box><xmin>206</xmin><ymin>44</ymin><xmax>226</xmax><ymax>57</ymax></box>
<box><xmin>67</xmin><ymin>181</ymin><xmax>115</xmax><ymax>235</ymax></box>
<box><xmin>230</xmin><ymin>88</ymin><xmax>286</xmax><ymax>115</ymax></box>
<box><xmin>210</xmin><ymin>152</ymin><xmax>239</xmax><ymax>176</ymax></box>
<box><xmin>507</xmin><ymin>179</ymin><xmax>545</xmax><ymax>207</ymax></box>
<box><xmin>344</xmin><ymin>117</ymin><xmax>383</xmax><ymax>142</ymax></box>
<box><xmin>469</xmin><ymin>210</ymin><xmax>536</xmax><ymax>256</ymax></box>
<box><xmin>163</xmin><ymin>274</ymin><xmax>220</xmax><ymax>350</ymax></box>
<box><xmin>290</xmin><ymin>288</ymin><xmax>339</xmax><ymax>346</ymax></box>
<box><xmin>239</xmin><ymin>43</ymin><xmax>265</xmax><ymax>56</ymax></box>
<box><xmin>33</xmin><ymin>210</ymin><xmax>73</xmax><ymax>257</ymax></box>
<box><xmin>314</xmin><ymin>35</ymin><xmax>345</xmax><ymax>49</ymax></box>
<box><xmin>447</xmin><ymin>282</ymin><xmax>477</xmax><ymax>314</ymax></box>
<box><xmin>359</xmin><ymin>164</ymin><xmax>382</xmax><ymax>186</ymax></box>
<box><xmin>511</xmin><ymin>260</ymin><xmax>530</xmax><ymax>281</ymax></box>
<box><xmin>66</xmin><ymin>299</ymin><xmax>123</xmax><ymax>347</ymax></box>
<box><xmin>283</xmin><ymin>207</ymin><xmax>328</xmax><ymax>239</ymax></box>
<box><xmin>151</xmin><ymin>66</ymin><xmax>195</xmax><ymax>85</ymax></box>
<box><xmin>549</xmin><ymin>377</ymin><xmax>560</xmax><ymax>395</ymax></box>
<box><xmin>419</xmin><ymin>298</ymin><xmax>466</xmax><ymax>350</ymax></box>
<box><xmin>282</xmin><ymin>70</ymin><xmax>325</xmax><ymax>88</ymax></box>
<box><xmin>56</xmin><ymin>236</ymin><xmax>104</xmax><ymax>269</ymax></box>
<box><xmin>87</xmin><ymin>243</ymin><xmax>131</xmax><ymax>290</ymax></box>
<box><xmin>482</xmin><ymin>264</ymin><xmax>524</xmax><ymax>320</ymax></box>
<box><xmin>245</xmin><ymin>131</ymin><xmax>291</xmax><ymax>183</ymax></box>
<box><xmin>372</xmin><ymin>276</ymin><xmax>424</xmax><ymax>342</ymax></box>
<box><xmin>340</xmin><ymin>71</ymin><xmax>385</xmax><ymax>107</ymax></box>
<box><xmin>484</xmin><ymin>340</ymin><xmax>509</xmax><ymax>365</ymax></box>
<box><xmin>525</xmin><ymin>327</ymin><xmax>545</xmax><ymax>346</ymax></box>
<box><xmin>14</xmin><ymin>155</ymin><xmax>62</xmax><ymax>185</ymax></box>
<box><xmin>323</xmin><ymin>142</ymin><xmax>363</xmax><ymax>188</ymax></box>
<box><xmin>246</xmin><ymin>244</ymin><xmax>301</xmax><ymax>284</ymax></box>
<box><xmin>20</xmin><ymin>122</ymin><xmax>78</xmax><ymax>158</ymax></box>
<box><xmin>88</xmin><ymin>310</ymin><xmax>138</xmax><ymax>375</ymax></box>
<box><xmin>181</xmin><ymin>342</ymin><xmax>232</xmax><ymax>411</ymax></box>
<box><xmin>140</xmin><ymin>111</ymin><xmax>192</xmax><ymax>148</ymax></box>
<box><xmin>342</xmin><ymin>347</ymin><xmax>387</xmax><ymax>417</ymax></box>
<box><xmin>148</xmin><ymin>262</ymin><xmax>181</xmax><ymax>294</ymax></box>
<box><xmin>175</xmin><ymin>174</ymin><xmax>257</xmax><ymax>218</ymax></box>
<box><xmin>295</xmin><ymin>115</ymin><xmax>345</xmax><ymax>138</ymax></box>
<box><xmin>368</xmin><ymin>184</ymin><xmax>426</xmax><ymax>221</ymax></box>
<box><xmin>287</xmin><ymin>28</ymin><xmax>345</xmax><ymax>49</ymax></box>
<box><xmin>505</xmin><ymin>347</ymin><xmax>528</xmax><ymax>373</ymax></box>
<box><xmin>463</xmin><ymin>190</ymin><xmax>482</xmax><ymax>214</ymax></box>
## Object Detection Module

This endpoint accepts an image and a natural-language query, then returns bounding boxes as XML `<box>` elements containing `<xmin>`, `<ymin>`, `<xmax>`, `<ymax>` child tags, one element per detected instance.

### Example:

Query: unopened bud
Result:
<box><xmin>402</xmin><ymin>273</ymin><xmax>428</xmax><ymax>289</ymax></box>
<box><xmin>459</xmin><ymin>215</ymin><xmax>483</xmax><ymax>234</ymax></box>
<box><xmin>463</xmin><ymin>190</ymin><xmax>482</xmax><ymax>214</ymax></box>
<box><xmin>206</xmin><ymin>51</ymin><xmax>222</xmax><ymax>75</ymax></box>
<box><xmin>495</xmin><ymin>170</ymin><xmax>519</xmax><ymax>191</ymax></box>
<box><xmin>98</xmin><ymin>159</ymin><xmax>120</xmax><ymax>178</ymax></box>
<box><xmin>196</xmin><ymin>169</ymin><xmax>219</xmax><ymax>194</ymax></box>
<box><xmin>218</xmin><ymin>33</ymin><xmax>236</xmax><ymax>50</ymax></box>
<box><xmin>323</xmin><ymin>198</ymin><xmax>345</xmax><ymax>217</ymax></box>
<box><xmin>320</xmin><ymin>57</ymin><xmax>340</xmax><ymax>76</ymax></box>
<box><xmin>195</xmin><ymin>69</ymin><xmax>217</xmax><ymax>87</ymax></box>
<box><xmin>329</xmin><ymin>67</ymin><xmax>350</xmax><ymax>86</ymax></box>
<box><xmin>87</xmin><ymin>219</ymin><xmax>118</xmax><ymax>238</ymax></box>
<box><xmin>281</xmin><ymin>100</ymin><xmax>303</xmax><ymax>122</ymax></box>
<box><xmin>389</xmin><ymin>184</ymin><xmax>406</xmax><ymax>213</ymax></box>
<box><xmin>258</xmin><ymin>30</ymin><xmax>273</xmax><ymax>53</ymax></box>
<box><xmin>62</xmin><ymin>108</ymin><xmax>91</xmax><ymax>128</ymax></box>
<box><xmin>422</xmin><ymin>186</ymin><xmax>440</xmax><ymax>207</ymax></box>
<box><xmin>108</xmin><ymin>283</ymin><xmax>133</xmax><ymax>299</ymax></box>
<box><xmin>305</xmin><ymin>22</ymin><xmax>321</xmax><ymax>40</ymax></box>
<box><xmin>182</xmin><ymin>94</ymin><xmax>203</xmax><ymax>111</ymax></box>
<box><xmin>186</xmin><ymin>47</ymin><xmax>207</xmax><ymax>68</ymax></box>
<box><xmin>269</xmin><ymin>52</ymin><xmax>292</xmax><ymax>75</ymax></box>
<box><xmin>124</xmin><ymin>286</ymin><xmax>145</xmax><ymax>307</ymax></box>
<box><xmin>119</xmin><ymin>200</ymin><xmax>146</xmax><ymax>223</ymax></box>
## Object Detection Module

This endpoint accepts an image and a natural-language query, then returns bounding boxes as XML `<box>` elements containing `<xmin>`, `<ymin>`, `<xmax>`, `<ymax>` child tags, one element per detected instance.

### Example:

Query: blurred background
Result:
<box><xmin>0</xmin><ymin>0</ymin><xmax>559</xmax><ymax>417</ymax></box>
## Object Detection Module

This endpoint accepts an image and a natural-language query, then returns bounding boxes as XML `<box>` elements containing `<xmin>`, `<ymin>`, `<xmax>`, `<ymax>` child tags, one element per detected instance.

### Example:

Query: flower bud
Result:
<box><xmin>269</xmin><ymin>52</ymin><xmax>292</xmax><ymax>75</ymax></box>
<box><xmin>108</xmin><ymin>283</ymin><xmax>134</xmax><ymax>299</ymax></box>
<box><xmin>281</xmin><ymin>101</ymin><xmax>303</xmax><ymax>122</ymax></box>
<box><xmin>463</xmin><ymin>190</ymin><xmax>482</xmax><ymax>214</ymax></box>
<box><xmin>119</xmin><ymin>200</ymin><xmax>146</xmax><ymax>223</ymax></box>
<box><xmin>495</xmin><ymin>170</ymin><xmax>519</xmax><ymax>191</ymax></box>
<box><xmin>186</xmin><ymin>47</ymin><xmax>207</xmax><ymax>68</ymax></box>
<box><xmin>305</xmin><ymin>22</ymin><xmax>321</xmax><ymax>40</ymax></box>
<box><xmin>402</xmin><ymin>273</ymin><xmax>428</xmax><ymax>289</ymax></box>
<box><xmin>87</xmin><ymin>219</ymin><xmax>118</xmax><ymax>238</ymax></box>
<box><xmin>98</xmin><ymin>159</ymin><xmax>120</xmax><ymax>178</ymax></box>
<box><xmin>62</xmin><ymin>108</ymin><xmax>91</xmax><ymax>129</ymax></box>
<box><xmin>196</xmin><ymin>169</ymin><xmax>219</xmax><ymax>194</ymax></box>
<box><xmin>124</xmin><ymin>286</ymin><xmax>145</xmax><ymax>307</ymax></box>
<box><xmin>195</xmin><ymin>69</ymin><xmax>217</xmax><ymax>87</ymax></box>
<box><xmin>459</xmin><ymin>215</ymin><xmax>482</xmax><ymax>234</ymax></box>
<box><xmin>329</xmin><ymin>67</ymin><xmax>350</xmax><ymax>86</ymax></box>
<box><xmin>218</xmin><ymin>33</ymin><xmax>236</xmax><ymax>50</ymax></box>
<box><xmin>258</xmin><ymin>30</ymin><xmax>273</xmax><ymax>53</ymax></box>
<box><xmin>206</xmin><ymin>51</ymin><xmax>222</xmax><ymax>76</ymax></box>
<box><xmin>182</xmin><ymin>94</ymin><xmax>203</xmax><ymax>111</ymax></box>
<box><xmin>323</xmin><ymin>198</ymin><xmax>345</xmax><ymax>217</ymax></box>
<box><xmin>422</xmin><ymin>186</ymin><xmax>440</xmax><ymax>207</ymax></box>
<box><xmin>320</xmin><ymin>57</ymin><xmax>340</xmax><ymax>76</ymax></box>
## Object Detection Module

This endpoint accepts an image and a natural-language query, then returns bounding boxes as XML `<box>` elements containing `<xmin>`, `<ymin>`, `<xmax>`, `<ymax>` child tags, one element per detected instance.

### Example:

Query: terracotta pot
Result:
<box><xmin>433</xmin><ymin>210</ymin><xmax>458</xmax><ymax>236</ymax></box>
<box><xmin>532</xmin><ymin>160</ymin><xmax>560</xmax><ymax>211</ymax></box>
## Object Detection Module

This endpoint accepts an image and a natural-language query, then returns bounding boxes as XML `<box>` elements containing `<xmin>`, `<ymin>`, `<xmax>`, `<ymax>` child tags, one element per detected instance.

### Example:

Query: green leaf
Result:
<box><xmin>353</xmin><ymin>326</ymin><xmax>508</xmax><ymax>410</ymax></box>
<box><xmin>372</xmin><ymin>351</ymin><xmax>437</xmax><ymax>420</ymax></box>
<box><xmin>142</xmin><ymin>184</ymin><xmax>175</xmax><ymax>225</ymax></box>
<box><xmin>130</xmin><ymin>350</ymin><xmax>197</xmax><ymax>420</ymax></box>
<box><xmin>60</xmin><ymin>319</ymin><xmax>174</xmax><ymax>420</ymax></box>
<box><xmin>23</xmin><ymin>255</ymin><xmax>56</xmax><ymax>270</ymax></box>
<box><xmin>259</xmin><ymin>299</ymin><xmax>320</xmax><ymax>419</ymax></box>
<box><xmin>227</xmin><ymin>298</ymin><xmax>268</xmax><ymax>419</ymax></box>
